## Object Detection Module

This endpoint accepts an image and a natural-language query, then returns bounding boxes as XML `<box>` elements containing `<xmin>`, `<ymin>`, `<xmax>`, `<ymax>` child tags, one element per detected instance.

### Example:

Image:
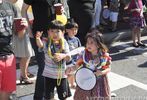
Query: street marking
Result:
<box><xmin>108</xmin><ymin>72</ymin><xmax>147</xmax><ymax>91</ymax></box>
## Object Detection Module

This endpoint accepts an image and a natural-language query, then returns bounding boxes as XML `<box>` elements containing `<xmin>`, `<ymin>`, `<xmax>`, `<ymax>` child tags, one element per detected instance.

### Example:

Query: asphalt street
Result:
<box><xmin>15</xmin><ymin>35</ymin><xmax>147</xmax><ymax>100</ymax></box>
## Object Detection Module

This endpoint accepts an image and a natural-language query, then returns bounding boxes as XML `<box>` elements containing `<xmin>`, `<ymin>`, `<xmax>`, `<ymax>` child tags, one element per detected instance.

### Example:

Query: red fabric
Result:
<box><xmin>0</xmin><ymin>55</ymin><xmax>16</xmax><ymax>92</ymax></box>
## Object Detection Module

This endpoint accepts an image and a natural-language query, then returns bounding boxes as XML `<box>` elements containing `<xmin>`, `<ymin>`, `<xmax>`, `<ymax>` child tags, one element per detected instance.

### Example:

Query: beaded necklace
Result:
<box><xmin>47</xmin><ymin>38</ymin><xmax>64</xmax><ymax>86</ymax></box>
<box><xmin>83</xmin><ymin>49</ymin><xmax>101</xmax><ymax>70</ymax></box>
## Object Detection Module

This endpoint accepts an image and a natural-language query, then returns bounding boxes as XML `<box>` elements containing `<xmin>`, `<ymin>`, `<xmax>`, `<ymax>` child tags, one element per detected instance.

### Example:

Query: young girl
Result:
<box><xmin>36</xmin><ymin>20</ymin><xmax>71</xmax><ymax>100</ymax></box>
<box><xmin>66</xmin><ymin>29</ymin><xmax>111</xmax><ymax>100</ymax></box>
<box><xmin>128</xmin><ymin>0</ymin><xmax>146</xmax><ymax>47</ymax></box>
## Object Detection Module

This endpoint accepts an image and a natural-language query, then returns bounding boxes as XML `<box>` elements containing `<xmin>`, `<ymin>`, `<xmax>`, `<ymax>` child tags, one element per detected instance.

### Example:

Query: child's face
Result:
<box><xmin>48</xmin><ymin>29</ymin><xmax>63</xmax><ymax>41</ymax></box>
<box><xmin>66</xmin><ymin>28</ymin><xmax>78</xmax><ymax>37</ymax></box>
<box><xmin>86</xmin><ymin>37</ymin><xmax>98</xmax><ymax>53</ymax></box>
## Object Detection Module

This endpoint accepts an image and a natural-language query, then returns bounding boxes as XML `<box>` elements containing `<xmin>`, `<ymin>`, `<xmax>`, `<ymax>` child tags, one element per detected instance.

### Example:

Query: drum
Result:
<box><xmin>75</xmin><ymin>67</ymin><xmax>96</xmax><ymax>90</ymax></box>
<box><xmin>102</xmin><ymin>8</ymin><xmax>110</xmax><ymax>19</ymax></box>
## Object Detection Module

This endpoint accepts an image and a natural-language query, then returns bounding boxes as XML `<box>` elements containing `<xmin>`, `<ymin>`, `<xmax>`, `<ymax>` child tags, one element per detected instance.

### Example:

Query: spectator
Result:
<box><xmin>11</xmin><ymin>0</ymin><xmax>34</xmax><ymax>84</ymax></box>
<box><xmin>0</xmin><ymin>0</ymin><xmax>28</xmax><ymax>99</ymax></box>
<box><xmin>128</xmin><ymin>0</ymin><xmax>146</xmax><ymax>47</ymax></box>
<box><xmin>92</xmin><ymin>0</ymin><xmax>102</xmax><ymax>29</ymax></box>
<box><xmin>22</xmin><ymin>0</ymin><xmax>58</xmax><ymax>99</ymax></box>
<box><xmin>109</xmin><ymin>0</ymin><xmax>120</xmax><ymax>32</ymax></box>
<box><xmin>68</xmin><ymin>0</ymin><xmax>95</xmax><ymax>45</ymax></box>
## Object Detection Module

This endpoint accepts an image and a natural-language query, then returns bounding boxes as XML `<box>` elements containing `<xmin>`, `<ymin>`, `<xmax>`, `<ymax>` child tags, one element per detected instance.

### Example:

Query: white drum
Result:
<box><xmin>75</xmin><ymin>67</ymin><xmax>96</xmax><ymax>90</ymax></box>
<box><xmin>102</xmin><ymin>8</ymin><xmax>110</xmax><ymax>19</ymax></box>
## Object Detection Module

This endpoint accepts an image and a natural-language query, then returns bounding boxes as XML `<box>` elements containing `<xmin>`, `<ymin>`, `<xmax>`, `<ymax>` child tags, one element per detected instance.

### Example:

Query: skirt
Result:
<box><xmin>12</xmin><ymin>33</ymin><xmax>34</xmax><ymax>58</ymax></box>
<box><xmin>130</xmin><ymin>16</ymin><xmax>146</xmax><ymax>28</ymax></box>
<box><xmin>74</xmin><ymin>75</ymin><xmax>111</xmax><ymax>100</ymax></box>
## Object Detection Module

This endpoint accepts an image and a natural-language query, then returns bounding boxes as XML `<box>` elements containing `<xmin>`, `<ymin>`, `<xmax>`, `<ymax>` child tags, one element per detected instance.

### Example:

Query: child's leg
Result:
<box><xmin>56</xmin><ymin>78</ymin><xmax>71</xmax><ymax>100</ymax></box>
<box><xmin>44</xmin><ymin>77</ymin><xmax>55</xmax><ymax>100</ymax></box>
<box><xmin>110</xmin><ymin>12</ymin><xmax>118</xmax><ymax>31</ymax></box>
<box><xmin>68</xmin><ymin>74</ymin><xmax>75</xmax><ymax>88</ymax></box>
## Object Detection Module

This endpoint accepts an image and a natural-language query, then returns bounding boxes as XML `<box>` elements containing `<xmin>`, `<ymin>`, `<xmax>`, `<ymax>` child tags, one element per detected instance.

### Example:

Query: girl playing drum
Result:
<box><xmin>66</xmin><ymin>29</ymin><xmax>112</xmax><ymax>100</ymax></box>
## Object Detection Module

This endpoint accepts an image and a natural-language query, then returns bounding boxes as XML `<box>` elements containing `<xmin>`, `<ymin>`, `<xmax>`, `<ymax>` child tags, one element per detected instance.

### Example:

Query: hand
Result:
<box><xmin>65</xmin><ymin>67</ymin><xmax>74</xmax><ymax>75</ymax></box>
<box><xmin>35</xmin><ymin>31</ymin><xmax>43</xmax><ymax>39</ymax></box>
<box><xmin>135</xmin><ymin>8</ymin><xmax>141</xmax><ymax>13</ymax></box>
<box><xmin>20</xmin><ymin>18</ymin><xmax>28</xmax><ymax>28</ymax></box>
<box><xmin>94</xmin><ymin>70</ymin><xmax>103</xmax><ymax>77</ymax></box>
<box><xmin>53</xmin><ymin>53</ymin><xmax>66</xmax><ymax>62</ymax></box>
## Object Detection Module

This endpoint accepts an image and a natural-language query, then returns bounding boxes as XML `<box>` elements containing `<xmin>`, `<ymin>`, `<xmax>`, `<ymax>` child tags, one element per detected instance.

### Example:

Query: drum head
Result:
<box><xmin>102</xmin><ymin>8</ymin><xmax>110</xmax><ymax>19</ymax></box>
<box><xmin>75</xmin><ymin>67</ymin><xmax>96</xmax><ymax>90</ymax></box>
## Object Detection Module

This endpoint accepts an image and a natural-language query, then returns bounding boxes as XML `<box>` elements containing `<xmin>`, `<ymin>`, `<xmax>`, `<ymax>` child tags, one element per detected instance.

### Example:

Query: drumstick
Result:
<box><xmin>68</xmin><ymin>47</ymin><xmax>85</xmax><ymax>56</ymax></box>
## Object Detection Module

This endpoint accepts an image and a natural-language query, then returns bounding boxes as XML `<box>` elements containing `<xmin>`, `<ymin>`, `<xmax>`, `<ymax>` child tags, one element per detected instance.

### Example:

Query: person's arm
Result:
<box><xmin>6</xmin><ymin>0</ymin><xmax>17</xmax><ymax>3</ymax></box>
<box><xmin>21</xmin><ymin>3</ymin><xmax>33</xmax><ymax>37</ymax></box>
<box><xmin>54</xmin><ymin>40</ymin><xmax>71</xmax><ymax>62</ymax></box>
<box><xmin>35</xmin><ymin>31</ymin><xmax>44</xmax><ymax>48</ymax></box>
<box><xmin>9</xmin><ymin>0</ymin><xmax>28</xmax><ymax>38</ymax></box>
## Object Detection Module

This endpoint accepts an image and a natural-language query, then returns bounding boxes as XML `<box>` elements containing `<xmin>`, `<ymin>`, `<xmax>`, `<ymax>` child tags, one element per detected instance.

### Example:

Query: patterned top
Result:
<box><xmin>41</xmin><ymin>38</ymin><xmax>70</xmax><ymax>79</ymax></box>
<box><xmin>0</xmin><ymin>1</ymin><xmax>18</xmax><ymax>55</ymax></box>
<box><xmin>76</xmin><ymin>49</ymin><xmax>111</xmax><ymax>71</ymax></box>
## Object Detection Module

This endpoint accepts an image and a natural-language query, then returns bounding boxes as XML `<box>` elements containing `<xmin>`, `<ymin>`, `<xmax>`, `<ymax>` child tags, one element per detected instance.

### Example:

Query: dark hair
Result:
<box><xmin>48</xmin><ymin>20</ymin><xmax>65</xmax><ymax>31</ymax></box>
<box><xmin>85</xmin><ymin>28</ymin><xmax>108</xmax><ymax>52</ymax></box>
<box><xmin>65</xmin><ymin>20</ymin><xmax>78</xmax><ymax>29</ymax></box>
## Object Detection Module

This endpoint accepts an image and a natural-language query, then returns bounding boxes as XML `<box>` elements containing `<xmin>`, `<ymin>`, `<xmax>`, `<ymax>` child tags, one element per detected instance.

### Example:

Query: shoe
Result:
<box><xmin>20</xmin><ymin>76</ymin><xmax>33</xmax><ymax>84</ymax></box>
<box><xmin>111</xmin><ymin>93</ymin><xmax>117</xmax><ymax>97</ymax></box>
<box><xmin>137</xmin><ymin>42</ymin><xmax>146</xmax><ymax>47</ymax></box>
<box><xmin>111</xmin><ymin>29</ymin><xmax>117</xmax><ymax>32</ymax></box>
<box><xmin>27</xmin><ymin>72</ymin><xmax>35</xmax><ymax>78</ymax></box>
<box><xmin>132</xmin><ymin>43</ymin><xmax>139</xmax><ymax>47</ymax></box>
<box><xmin>100</xmin><ymin>21</ymin><xmax>108</xmax><ymax>26</ymax></box>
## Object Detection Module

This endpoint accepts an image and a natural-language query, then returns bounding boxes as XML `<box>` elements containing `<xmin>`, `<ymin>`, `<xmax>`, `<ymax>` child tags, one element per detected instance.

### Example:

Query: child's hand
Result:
<box><xmin>53</xmin><ymin>53</ymin><xmax>66</xmax><ymax>62</ymax></box>
<box><xmin>35</xmin><ymin>31</ymin><xmax>43</xmax><ymax>39</ymax></box>
<box><xmin>65</xmin><ymin>67</ymin><xmax>74</xmax><ymax>75</ymax></box>
<box><xmin>94</xmin><ymin>70</ymin><xmax>103</xmax><ymax>77</ymax></box>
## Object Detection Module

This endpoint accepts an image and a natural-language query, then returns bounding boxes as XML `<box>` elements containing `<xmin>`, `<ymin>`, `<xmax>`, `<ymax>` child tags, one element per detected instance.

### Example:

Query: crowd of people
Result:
<box><xmin>0</xmin><ymin>0</ymin><xmax>147</xmax><ymax>100</ymax></box>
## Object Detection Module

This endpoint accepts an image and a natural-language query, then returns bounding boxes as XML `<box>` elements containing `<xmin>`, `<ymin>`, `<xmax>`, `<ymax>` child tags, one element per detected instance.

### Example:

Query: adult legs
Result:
<box><xmin>132</xmin><ymin>27</ymin><xmax>138</xmax><ymax>46</ymax></box>
<box><xmin>30</xmin><ymin>38</ymin><xmax>45</xmax><ymax>100</ymax></box>
<box><xmin>19</xmin><ymin>57</ymin><xmax>31</xmax><ymax>78</ymax></box>
<box><xmin>19</xmin><ymin>57</ymin><xmax>33</xmax><ymax>84</ymax></box>
<box><xmin>0</xmin><ymin>91</ymin><xmax>11</xmax><ymax>100</ymax></box>
<box><xmin>94</xmin><ymin>0</ymin><xmax>102</xmax><ymax>27</ymax></box>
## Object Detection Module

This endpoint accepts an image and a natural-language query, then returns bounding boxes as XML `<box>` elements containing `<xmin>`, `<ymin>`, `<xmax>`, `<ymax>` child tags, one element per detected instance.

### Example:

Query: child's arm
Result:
<box><xmin>65</xmin><ymin>57</ymin><xmax>83</xmax><ymax>75</ymax></box>
<box><xmin>94</xmin><ymin>67</ymin><xmax>111</xmax><ymax>76</ymax></box>
<box><xmin>54</xmin><ymin>53</ymin><xmax>71</xmax><ymax>62</ymax></box>
<box><xmin>35</xmin><ymin>31</ymin><xmax>44</xmax><ymax>48</ymax></box>
<box><xmin>94</xmin><ymin>52</ymin><xmax>112</xmax><ymax>76</ymax></box>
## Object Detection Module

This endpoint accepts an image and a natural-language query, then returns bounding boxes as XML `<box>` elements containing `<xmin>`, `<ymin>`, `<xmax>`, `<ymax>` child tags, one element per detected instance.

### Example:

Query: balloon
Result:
<box><xmin>56</xmin><ymin>14</ymin><xmax>67</xmax><ymax>25</ymax></box>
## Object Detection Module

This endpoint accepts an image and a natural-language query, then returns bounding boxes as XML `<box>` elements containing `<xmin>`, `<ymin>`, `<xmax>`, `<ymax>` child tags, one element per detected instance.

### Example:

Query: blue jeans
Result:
<box><xmin>30</xmin><ymin>38</ymin><xmax>45</xmax><ymax>100</ymax></box>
